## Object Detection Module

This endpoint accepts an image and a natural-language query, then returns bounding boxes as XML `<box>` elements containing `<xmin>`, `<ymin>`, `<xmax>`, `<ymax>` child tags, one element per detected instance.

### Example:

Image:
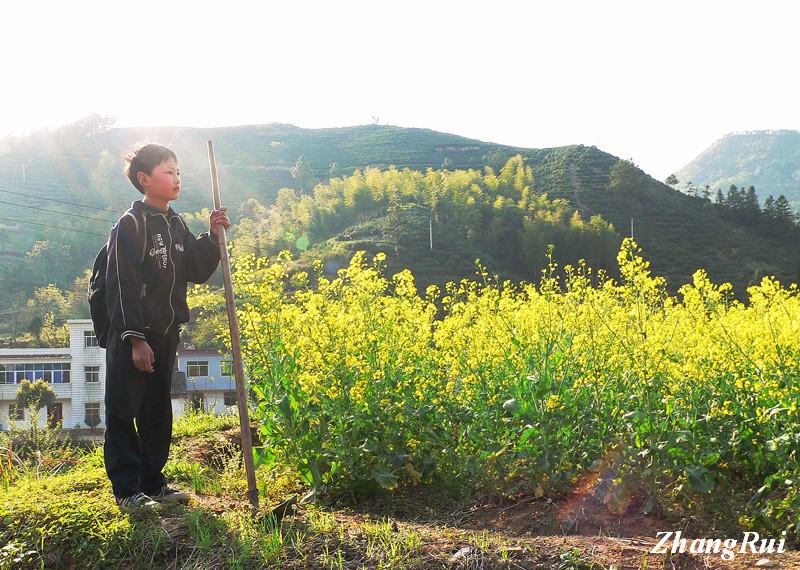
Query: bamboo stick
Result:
<box><xmin>207</xmin><ymin>140</ymin><xmax>259</xmax><ymax>509</ymax></box>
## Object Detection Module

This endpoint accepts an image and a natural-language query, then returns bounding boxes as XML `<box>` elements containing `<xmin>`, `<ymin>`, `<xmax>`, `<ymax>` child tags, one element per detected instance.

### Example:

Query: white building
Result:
<box><xmin>0</xmin><ymin>319</ymin><xmax>105</xmax><ymax>430</ymax></box>
<box><xmin>0</xmin><ymin>320</ymin><xmax>236</xmax><ymax>431</ymax></box>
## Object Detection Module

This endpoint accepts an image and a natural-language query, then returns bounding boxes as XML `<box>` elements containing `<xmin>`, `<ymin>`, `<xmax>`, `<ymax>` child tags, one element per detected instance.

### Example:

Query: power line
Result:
<box><xmin>0</xmin><ymin>186</ymin><xmax>121</xmax><ymax>215</ymax></box>
<box><xmin>0</xmin><ymin>212</ymin><xmax>209</xmax><ymax>240</ymax></box>
<box><xmin>0</xmin><ymin>307</ymin><xmax>35</xmax><ymax>316</ymax></box>
<box><xmin>0</xmin><ymin>177</ymin><xmax>226</xmax><ymax>239</ymax></box>
<box><xmin>0</xmin><ymin>199</ymin><xmax>118</xmax><ymax>224</ymax></box>
<box><xmin>0</xmin><ymin>216</ymin><xmax>107</xmax><ymax>237</ymax></box>
<box><xmin>0</xmin><ymin>188</ymin><xmax>210</xmax><ymax>233</ymax></box>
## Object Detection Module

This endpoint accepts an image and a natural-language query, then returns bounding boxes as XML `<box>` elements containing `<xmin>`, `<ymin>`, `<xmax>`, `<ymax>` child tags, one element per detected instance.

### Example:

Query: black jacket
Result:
<box><xmin>106</xmin><ymin>200</ymin><xmax>220</xmax><ymax>342</ymax></box>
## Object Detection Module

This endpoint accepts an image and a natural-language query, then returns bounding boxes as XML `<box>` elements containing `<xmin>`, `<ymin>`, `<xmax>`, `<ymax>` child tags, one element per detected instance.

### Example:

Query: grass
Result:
<box><xmin>0</xmin><ymin>411</ymin><xmax>473</xmax><ymax>570</ymax></box>
<box><xmin>0</xmin><ymin>410</ymin><xmax>796</xmax><ymax>569</ymax></box>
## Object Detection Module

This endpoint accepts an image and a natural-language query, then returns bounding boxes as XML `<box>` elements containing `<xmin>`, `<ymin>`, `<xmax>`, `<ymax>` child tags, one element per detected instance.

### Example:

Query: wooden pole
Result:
<box><xmin>207</xmin><ymin>140</ymin><xmax>259</xmax><ymax>509</ymax></box>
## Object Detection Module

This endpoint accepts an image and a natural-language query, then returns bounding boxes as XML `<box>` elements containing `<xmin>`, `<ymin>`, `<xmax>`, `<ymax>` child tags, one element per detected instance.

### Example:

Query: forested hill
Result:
<box><xmin>674</xmin><ymin>130</ymin><xmax>800</xmax><ymax>208</ymax></box>
<box><xmin>233</xmin><ymin>146</ymin><xmax>800</xmax><ymax>296</ymax></box>
<box><xmin>1</xmin><ymin>119</ymin><xmax>620</xmax><ymax>266</ymax></box>
<box><xmin>0</xmin><ymin>116</ymin><xmax>799</xmax><ymax>345</ymax></box>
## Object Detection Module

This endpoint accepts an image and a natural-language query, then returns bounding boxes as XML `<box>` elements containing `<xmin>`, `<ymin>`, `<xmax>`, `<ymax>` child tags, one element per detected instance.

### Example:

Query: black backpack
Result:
<box><xmin>88</xmin><ymin>244</ymin><xmax>111</xmax><ymax>347</ymax></box>
<box><xmin>88</xmin><ymin>209</ymin><xmax>146</xmax><ymax>348</ymax></box>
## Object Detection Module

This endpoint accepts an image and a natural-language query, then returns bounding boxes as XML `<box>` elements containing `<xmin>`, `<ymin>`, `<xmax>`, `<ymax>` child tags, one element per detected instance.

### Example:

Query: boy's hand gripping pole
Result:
<box><xmin>207</xmin><ymin>140</ymin><xmax>259</xmax><ymax>509</ymax></box>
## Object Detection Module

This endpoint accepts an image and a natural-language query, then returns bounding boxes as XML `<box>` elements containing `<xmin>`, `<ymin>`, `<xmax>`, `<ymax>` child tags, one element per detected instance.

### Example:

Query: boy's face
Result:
<box><xmin>139</xmin><ymin>158</ymin><xmax>181</xmax><ymax>206</ymax></box>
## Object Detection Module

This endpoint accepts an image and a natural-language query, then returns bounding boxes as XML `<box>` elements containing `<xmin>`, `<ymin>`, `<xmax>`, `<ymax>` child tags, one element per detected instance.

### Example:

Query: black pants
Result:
<box><xmin>104</xmin><ymin>328</ymin><xmax>179</xmax><ymax>498</ymax></box>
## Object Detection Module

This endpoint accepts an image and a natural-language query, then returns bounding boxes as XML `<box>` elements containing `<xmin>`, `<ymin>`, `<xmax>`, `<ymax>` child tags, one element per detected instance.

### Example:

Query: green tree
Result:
<box><xmin>56</xmin><ymin>113</ymin><xmax>115</xmax><ymax>138</ymax></box>
<box><xmin>343</xmin><ymin>177</ymin><xmax>376</xmax><ymax>218</ymax></box>
<box><xmin>743</xmin><ymin>186</ymin><xmax>760</xmax><ymax>220</ymax></box>
<box><xmin>291</xmin><ymin>155</ymin><xmax>315</xmax><ymax>192</ymax></box>
<box><xmin>498</xmin><ymin>155</ymin><xmax>533</xmax><ymax>195</ymax></box>
<box><xmin>30</xmin><ymin>284</ymin><xmax>68</xmax><ymax>322</ymax></box>
<box><xmin>28</xmin><ymin>315</ymin><xmax>44</xmax><ymax>342</ymax></box>
<box><xmin>773</xmin><ymin>195</ymin><xmax>796</xmax><ymax>234</ymax></box>
<box><xmin>483</xmin><ymin>147</ymin><xmax>511</xmax><ymax>171</ymax></box>
<box><xmin>725</xmin><ymin>185</ymin><xmax>744</xmax><ymax>212</ymax></box>
<box><xmin>38</xmin><ymin>313</ymin><xmax>69</xmax><ymax>348</ymax></box>
<box><xmin>382</xmin><ymin>186</ymin><xmax>407</xmax><ymax>249</ymax></box>
<box><xmin>62</xmin><ymin>272</ymin><xmax>91</xmax><ymax>320</ymax></box>
<box><xmin>16</xmin><ymin>379</ymin><xmax>56</xmax><ymax>411</ymax></box>
<box><xmin>237</xmin><ymin>198</ymin><xmax>269</xmax><ymax>222</ymax></box>
<box><xmin>85</xmin><ymin>407</ymin><xmax>101</xmax><ymax>432</ymax></box>
<box><xmin>16</xmin><ymin>379</ymin><xmax>57</xmax><ymax>438</ymax></box>
<box><xmin>607</xmin><ymin>159</ymin><xmax>643</xmax><ymax>195</ymax></box>
<box><xmin>5</xmin><ymin>292</ymin><xmax>30</xmax><ymax>343</ymax></box>
<box><xmin>774</xmin><ymin>195</ymin><xmax>794</xmax><ymax>224</ymax></box>
<box><xmin>26</xmin><ymin>241</ymin><xmax>72</xmax><ymax>288</ymax></box>
<box><xmin>763</xmin><ymin>195</ymin><xmax>776</xmax><ymax>220</ymax></box>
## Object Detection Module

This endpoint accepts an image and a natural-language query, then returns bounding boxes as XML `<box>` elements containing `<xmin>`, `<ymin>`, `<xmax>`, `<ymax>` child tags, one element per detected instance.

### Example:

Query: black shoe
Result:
<box><xmin>148</xmin><ymin>485</ymin><xmax>191</xmax><ymax>503</ymax></box>
<box><xmin>116</xmin><ymin>492</ymin><xmax>158</xmax><ymax>508</ymax></box>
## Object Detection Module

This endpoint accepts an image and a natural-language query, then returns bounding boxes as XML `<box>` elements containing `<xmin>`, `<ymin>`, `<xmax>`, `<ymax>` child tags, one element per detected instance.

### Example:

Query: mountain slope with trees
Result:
<box><xmin>0</xmin><ymin>116</ymin><xmax>798</xmax><ymax>346</ymax></box>
<box><xmin>229</xmin><ymin>157</ymin><xmax>620</xmax><ymax>291</ymax></box>
<box><xmin>674</xmin><ymin>129</ymin><xmax>800</xmax><ymax>208</ymax></box>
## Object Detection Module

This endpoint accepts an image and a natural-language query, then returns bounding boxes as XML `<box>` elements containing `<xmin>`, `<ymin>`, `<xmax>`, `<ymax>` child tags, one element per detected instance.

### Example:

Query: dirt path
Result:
<box><xmin>568</xmin><ymin>164</ymin><xmax>592</xmax><ymax>219</ymax></box>
<box><xmin>182</xmin><ymin>428</ymin><xmax>799</xmax><ymax>568</ymax></box>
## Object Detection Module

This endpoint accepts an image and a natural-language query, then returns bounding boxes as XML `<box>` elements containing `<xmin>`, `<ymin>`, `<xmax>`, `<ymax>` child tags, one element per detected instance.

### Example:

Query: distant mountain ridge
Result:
<box><xmin>674</xmin><ymin>130</ymin><xmax>800</xmax><ymax>207</ymax></box>
<box><xmin>0</xmin><ymin>120</ymin><xmax>798</xmax><ymax>306</ymax></box>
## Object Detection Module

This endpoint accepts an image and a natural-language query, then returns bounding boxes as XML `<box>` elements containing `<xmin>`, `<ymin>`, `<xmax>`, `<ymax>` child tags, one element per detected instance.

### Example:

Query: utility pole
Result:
<box><xmin>630</xmin><ymin>218</ymin><xmax>634</xmax><ymax>239</ymax></box>
<box><xmin>429</xmin><ymin>219</ymin><xmax>433</xmax><ymax>250</ymax></box>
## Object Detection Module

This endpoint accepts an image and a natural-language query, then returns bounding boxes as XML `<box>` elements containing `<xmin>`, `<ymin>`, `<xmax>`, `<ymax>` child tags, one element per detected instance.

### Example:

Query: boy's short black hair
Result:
<box><xmin>123</xmin><ymin>143</ymin><xmax>177</xmax><ymax>194</ymax></box>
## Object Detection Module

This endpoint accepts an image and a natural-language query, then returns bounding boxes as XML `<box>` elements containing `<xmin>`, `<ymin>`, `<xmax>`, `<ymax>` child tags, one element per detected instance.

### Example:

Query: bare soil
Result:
<box><xmin>180</xmin><ymin>428</ymin><xmax>800</xmax><ymax>569</ymax></box>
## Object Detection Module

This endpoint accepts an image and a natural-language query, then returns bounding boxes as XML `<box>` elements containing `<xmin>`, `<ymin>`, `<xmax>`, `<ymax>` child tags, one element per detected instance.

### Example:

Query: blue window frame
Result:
<box><xmin>0</xmin><ymin>362</ymin><xmax>70</xmax><ymax>384</ymax></box>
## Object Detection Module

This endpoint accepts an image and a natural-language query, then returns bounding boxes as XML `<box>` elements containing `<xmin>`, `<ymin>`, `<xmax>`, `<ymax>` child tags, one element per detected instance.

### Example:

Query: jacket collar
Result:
<box><xmin>132</xmin><ymin>200</ymin><xmax>177</xmax><ymax>218</ymax></box>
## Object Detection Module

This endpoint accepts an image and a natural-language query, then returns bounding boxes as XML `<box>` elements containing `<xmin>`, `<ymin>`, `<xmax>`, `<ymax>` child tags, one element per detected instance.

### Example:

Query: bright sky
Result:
<box><xmin>2</xmin><ymin>0</ymin><xmax>798</xmax><ymax>180</ymax></box>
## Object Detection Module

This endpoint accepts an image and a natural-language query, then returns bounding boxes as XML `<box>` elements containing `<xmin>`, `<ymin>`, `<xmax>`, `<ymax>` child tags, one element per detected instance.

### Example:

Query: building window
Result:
<box><xmin>223</xmin><ymin>391</ymin><xmax>237</xmax><ymax>406</ymax></box>
<box><xmin>84</xmin><ymin>330</ymin><xmax>99</xmax><ymax>348</ymax></box>
<box><xmin>84</xmin><ymin>403</ymin><xmax>101</xmax><ymax>428</ymax></box>
<box><xmin>186</xmin><ymin>361</ymin><xmax>209</xmax><ymax>377</ymax></box>
<box><xmin>220</xmin><ymin>360</ymin><xmax>232</xmax><ymax>376</ymax></box>
<box><xmin>8</xmin><ymin>404</ymin><xmax>24</xmax><ymax>421</ymax></box>
<box><xmin>0</xmin><ymin>363</ymin><xmax>70</xmax><ymax>384</ymax></box>
<box><xmin>85</xmin><ymin>366</ymin><xmax>100</xmax><ymax>383</ymax></box>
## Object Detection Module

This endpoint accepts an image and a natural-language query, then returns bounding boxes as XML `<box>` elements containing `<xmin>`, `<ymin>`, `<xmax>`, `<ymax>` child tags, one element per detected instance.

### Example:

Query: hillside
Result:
<box><xmin>0</xmin><ymin>118</ymin><xmax>798</xmax><ymax>334</ymax></box>
<box><xmin>674</xmin><ymin>129</ymin><xmax>800</xmax><ymax>207</ymax></box>
<box><xmin>0</xmin><ymin>122</ymin><xmax>517</xmax><ymax>252</ymax></box>
<box><xmin>0</xmin><ymin>122</ymin><xmax>521</xmax><ymax>310</ymax></box>
<box><xmin>563</xmin><ymin>150</ymin><xmax>800</xmax><ymax>291</ymax></box>
<box><xmin>272</xmin><ymin>145</ymin><xmax>799</xmax><ymax>295</ymax></box>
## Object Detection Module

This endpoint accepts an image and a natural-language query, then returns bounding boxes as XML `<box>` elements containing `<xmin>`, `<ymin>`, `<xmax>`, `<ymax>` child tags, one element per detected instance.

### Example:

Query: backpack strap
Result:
<box><xmin>140</xmin><ymin>212</ymin><xmax>148</xmax><ymax>263</ymax></box>
<box><xmin>121</xmin><ymin>207</ymin><xmax>148</xmax><ymax>262</ymax></box>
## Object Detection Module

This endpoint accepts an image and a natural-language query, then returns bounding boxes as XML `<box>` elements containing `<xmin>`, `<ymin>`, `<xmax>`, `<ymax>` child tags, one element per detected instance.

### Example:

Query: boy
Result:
<box><xmin>104</xmin><ymin>143</ymin><xmax>230</xmax><ymax>508</ymax></box>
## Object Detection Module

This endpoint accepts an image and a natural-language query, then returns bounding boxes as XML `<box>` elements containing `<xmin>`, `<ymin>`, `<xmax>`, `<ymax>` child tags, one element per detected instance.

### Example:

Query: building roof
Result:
<box><xmin>0</xmin><ymin>353</ymin><xmax>71</xmax><ymax>360</ymax></box>
<box><xmin>178</xmin><ymin>348</ymin><xmax>228</xmax><ymax>357</ymax></box>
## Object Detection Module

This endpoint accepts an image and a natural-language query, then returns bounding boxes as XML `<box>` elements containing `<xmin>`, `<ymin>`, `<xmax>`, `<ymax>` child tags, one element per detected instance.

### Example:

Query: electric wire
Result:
<box><xmin>0</xmin><ymin>188</ymin><xmax>214</xmax><ymax>236</ymax></box>
<box><xmin>0</xmin><ymin>216</ymin><xmax>107</xmax><ymax>237</ymax></box>
<box><xmin>0</xmin><ymin>199</ymin><xmax>118</xmax><ymax>224</ymax></box>
<box><xmin>0</xmin><ymin>187</ymin><xmax>121</xmax><ymax>216</ymax></box>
